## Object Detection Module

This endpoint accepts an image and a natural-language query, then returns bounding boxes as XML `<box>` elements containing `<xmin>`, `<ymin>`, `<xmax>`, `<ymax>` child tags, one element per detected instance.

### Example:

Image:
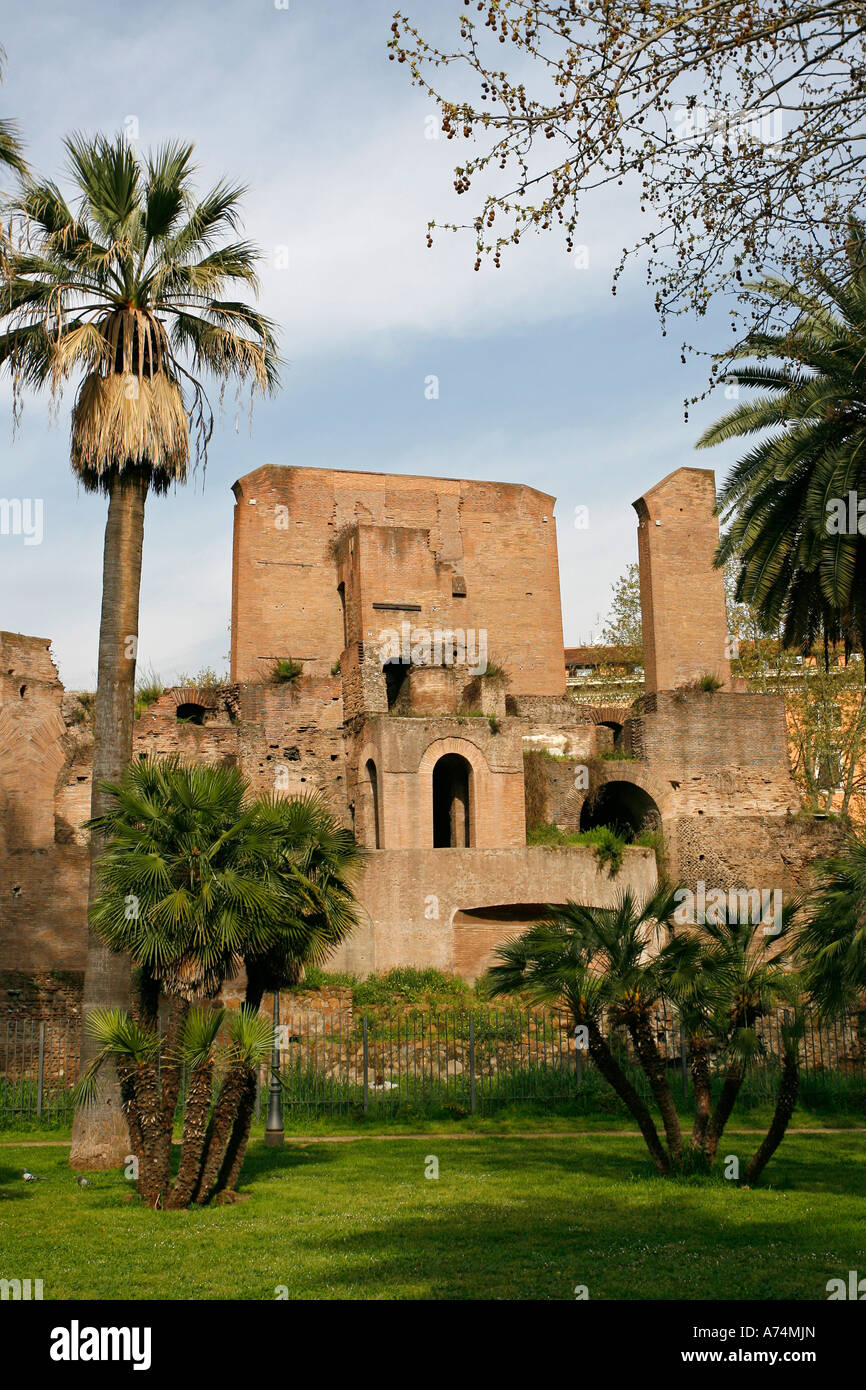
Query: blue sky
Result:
<box><xmin>0</xmin><ymin>0</ymin><xmax>744</xmax><ymax>689</ymax></box>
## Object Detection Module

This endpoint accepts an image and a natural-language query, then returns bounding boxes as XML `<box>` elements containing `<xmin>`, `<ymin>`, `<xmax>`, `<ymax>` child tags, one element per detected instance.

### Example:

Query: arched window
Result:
<box><xmin>176</xmin><ymin>702</ymin><xmax>207</xmax><ymax>725</ymax></box>
<box><xmin>432</xmin><ymin>753</ymin><xmax>472</xmax><ymax>848</ymax></box>
<box><xmin>337</xmin><ymin>582</ymin><xmax>348</xmax><ymax>648</ymax></box>
<box><xmin>366</xmin><ymin>758</ymin><xmax>381</xmax><ymax>849</ymax></box>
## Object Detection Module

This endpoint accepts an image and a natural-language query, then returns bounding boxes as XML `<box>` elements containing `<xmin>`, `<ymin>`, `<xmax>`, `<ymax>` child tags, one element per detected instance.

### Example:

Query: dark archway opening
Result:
<box><xmin>383</xmin><ymin>661</ymin><xmax>408</xmax><ymax>709</ymax></box>
<box><xmin>366</xmin><ymin>757</ymin><xmax>380</xmax><ymax>849</ymax></box>
<box><xmin>580</xmin><ymin>780</ymin><xmax>660</xmax><ymax>842</ymax></box>
<box><xmin>337</xmin><ymin>583</ymin><xmax>348</xmax><ymax>648</ymax></box>
<box><xmin>432</xmin><ymin>753</ymin><xmax>472</xmax><ymax>848</ymax></box>
<box><xmin>176</xmin><ymin>702</ymin><xmax>207</xmax><ymax>725</ymax></box>
<box><xmin>599</xmin><ymin>719</ymin><xmax>624</xmax><ymax>751</ymax></box>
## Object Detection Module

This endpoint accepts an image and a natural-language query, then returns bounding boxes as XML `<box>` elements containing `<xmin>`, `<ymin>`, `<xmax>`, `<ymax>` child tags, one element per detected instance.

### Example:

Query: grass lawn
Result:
<box><xmin>2</xmin><ymin>1132</ymin><xmax>865</xmax><ymax>1300</ymax></box>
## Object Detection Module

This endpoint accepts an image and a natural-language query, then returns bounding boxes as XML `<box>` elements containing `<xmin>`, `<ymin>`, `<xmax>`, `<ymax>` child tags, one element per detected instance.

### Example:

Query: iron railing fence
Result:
<box><xmin>1</xmin><ymin>1005</ymin><xmax>863</xmax><ymax>1126</ymax></box>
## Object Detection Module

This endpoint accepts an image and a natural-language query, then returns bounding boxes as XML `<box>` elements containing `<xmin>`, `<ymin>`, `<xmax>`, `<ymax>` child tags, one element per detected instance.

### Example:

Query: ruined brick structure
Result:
<box><xmin>0</xmin><ymin>464</ymin><xmax>836</xmax><ymax>1000</ymax></box>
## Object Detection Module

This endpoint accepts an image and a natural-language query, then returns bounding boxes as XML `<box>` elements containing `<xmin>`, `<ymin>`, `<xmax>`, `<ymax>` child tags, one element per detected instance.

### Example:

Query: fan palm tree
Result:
<box><xmin>490</xmin><ymin>888</ymin><xmax>803</xmax><ymax>1180</ymax></box>
<box><xmin>0</xmin><ymin>47</ymin><xmax>26</xmax><ymax>181</ymax></box>
<box><xmin>793</xmin><ymin>831</ymin><xmax>866</xmax><ymax>1019</ymax></box>
<box><xmin>487</xmin><ymin>886</ymin><xmax>683</xmax><ymax>1175</ymax></box>
<box><xmin>0</xmin><ymin>133</ymin><xmax>279</xmax><ymax>1167</ymax></box>
<box><xmin>77</xmin><ymin>756</ymin><xmax>362</xmax><ymax>1206</ymax></box>
<box><xmin>698</xmin><ymin>218</ymin><xmax>866</xmax><ymax>655</ymax></box>
<box><xmin>658</xmin><ymin>904</ymin><xmax>800</xmax><ymax>1166</ymax></box>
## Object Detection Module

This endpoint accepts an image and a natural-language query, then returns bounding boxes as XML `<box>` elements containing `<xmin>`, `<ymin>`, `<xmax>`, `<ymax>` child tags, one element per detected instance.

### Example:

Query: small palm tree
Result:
<box><xmin>77</xmin><ymin>757</ymin><xmax>363</xmax><ymax>1208</ymax></box>
<box><xmin>698</xmin><ymin>218</ymin><xmax>866</xmax><ymax>654</ymax></box>
<box><xmin>490</xmin><ymin>889</ymin><xmax>804</xmax><ymax>1181</ymax></box>
<box><xmin>793</xmin><ymin>831</ymin><xmax>866</xmax><ymax>1019</ymax></box>
<box><xmin>0</xmin><ymin>133</ymin><xmax>279</xmax><ymax>1168</ymax></box>
<box><xmin>658</xmin><ymin>905</ymin><xmax>801</xmax><ymax>1169</ymax></box>
<box><xmin>487</xmin><ymin>886</ymin><xmax>683</xmax><ymax>1175</ymax></box>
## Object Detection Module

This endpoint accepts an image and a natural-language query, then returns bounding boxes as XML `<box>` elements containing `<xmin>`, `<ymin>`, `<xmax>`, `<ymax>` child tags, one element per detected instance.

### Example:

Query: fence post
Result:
<box><xmin>37</xmin><ymin>1022</ymin><xmax>46</xmax><ymax>1120</ymax></box>
<box><xmin>362</xmin><ymin>1016</ymin><xmax>369</xmax><ymax>1115</ymax></box>
<box><xmin>469</xmin><ymin>1013</ymin><xmax>476</xmax><ymax>1114</ymax></box>
<box><xmin>681</xmin><ymin>1025</ymin><xmax>688</xmax><ymax>1100</ymax></box>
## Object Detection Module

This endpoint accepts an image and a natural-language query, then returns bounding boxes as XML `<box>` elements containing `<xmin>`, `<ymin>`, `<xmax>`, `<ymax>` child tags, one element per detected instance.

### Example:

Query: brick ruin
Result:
<box><xmin>0</xmin><ymin>463</ymin><xmax>838</xmax><ymax>1008</ymax></box>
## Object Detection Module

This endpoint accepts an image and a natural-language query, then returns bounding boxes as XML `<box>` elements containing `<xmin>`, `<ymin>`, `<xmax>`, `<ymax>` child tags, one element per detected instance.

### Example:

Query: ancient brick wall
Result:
<box><xmin>633</xmin><ymin>468</ymin><xmax>731</xmax><ymax>694</ymax></box>
<box><xmin>230</xmin><ymin>466</ymin><xmax>565</xmax><ymax>696</ymax></box>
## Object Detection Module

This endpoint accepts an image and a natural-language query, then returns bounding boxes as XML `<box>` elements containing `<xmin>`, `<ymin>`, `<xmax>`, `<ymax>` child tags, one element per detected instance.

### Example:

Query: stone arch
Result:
<box><xmin>432</xmin><ymin>752</ymin><xmax>472</xmax><ymax>847</ymax></box>
<box><xmin>352</xmin><ymin>741</ymin><xmax>382</xmax><ymax>849</ymax></box>
<box><xmin>580</xmin><ymin>779</ymin><xmax>661</xmax><ymax>841</ymax></box>
<box><xmin>417</xmin><ymin>736</ymin><xmax>492</xmax><ymax>849</ymax></box>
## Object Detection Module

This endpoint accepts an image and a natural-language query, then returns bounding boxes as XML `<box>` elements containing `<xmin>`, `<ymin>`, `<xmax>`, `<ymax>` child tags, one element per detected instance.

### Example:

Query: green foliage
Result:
<box><xmin>598</xmin><ymin>747</ymin><xmax>635</xmax><ymax>761</ymax></box>
<box><xmin>702</xmin><ymin>219</ymin><xmax>866</xmax><ymax>653</ymax></box>
<box><xmin>794</xmin><ymin>831</ymin><xmax>866</xmax><ymax>1018</ymax></box>
<box><xmin>526</xmin><ymin>822</ymin><xmax>625</xmax><ymax>874</ymax></box>
<box><xmin>134</xmin><ymin>668</ymin><xmax>164</xmax><ymax>718</ymax></box>
<box><xmin>478</xmin><ymin>656</ymin><xmax>510</xmax><ymax>684</ymax></box>
<box><xmin>487</xmin><ymin>714</ymin><xmax>501</xmax><ymax>734</ymax></box>
<box><xmin>174</xmin><ymin>667</ymin><xmax>228</xmax><ymax>691</ymax></box>
<box><xmin>87</xmin><ymin>756</ymin><xmax>364</xmax><ymax>1001</ymax></box>
<box><xmin>601</xmin><ymin>562</ymin><xmax>643</xmax><ymax>655</ymax></box>
<box><xmin>272</xmin><ymin>658</ymin><xmax>303</xmax><ymax>685</ymax></box>
<box><xmin>353</xmin><ymin>967</ymin><xmax>474</xmax><ymax>1011</ymax></box>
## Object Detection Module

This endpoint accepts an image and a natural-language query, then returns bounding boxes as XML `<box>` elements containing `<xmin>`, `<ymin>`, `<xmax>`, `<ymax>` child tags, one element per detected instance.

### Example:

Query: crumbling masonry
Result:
<box><xmin>0</xmin><ymin>463</ymin><xmax>836</xmax><ymax>1004</ymax></box>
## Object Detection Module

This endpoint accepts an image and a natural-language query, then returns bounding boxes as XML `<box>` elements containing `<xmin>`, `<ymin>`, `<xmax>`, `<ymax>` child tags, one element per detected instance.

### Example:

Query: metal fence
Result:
<box><xmin>2</xmin><ymin>1006</ymin><xmax>864</xmax><ymax>1126</ymax></box>
<box><xmin>0</xmin><ymin>1013</ymin><xmax>80</xmax><ymax>1124</ymax></box>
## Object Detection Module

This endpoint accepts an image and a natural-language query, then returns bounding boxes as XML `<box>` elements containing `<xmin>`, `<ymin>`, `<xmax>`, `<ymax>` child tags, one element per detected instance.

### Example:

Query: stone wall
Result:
<box><xmin>230</xmin><ymin>465</ymin><xmax>566</xmax><ymax>695</ymax></box>
<box><xmin>633</xmin><ymin>468</ymin><xmax>731</xmax><ymax>694</ymax></box>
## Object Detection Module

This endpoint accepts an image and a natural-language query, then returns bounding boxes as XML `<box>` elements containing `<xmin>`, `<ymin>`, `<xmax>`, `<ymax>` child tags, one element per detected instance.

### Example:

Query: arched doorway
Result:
<box><xmin>580</xmin><ymin>780</ymin><xmax>660</xmax><ymax>841</ymax></box>
<box><xmin>432</xmin><ymin>753</ymin><xmax>472</xmax><ymax>847</ymax></box>
<box><xmin>365</xmin><ymin>758</ymin><xmax>381</xmax><ymax>849</ymax></box>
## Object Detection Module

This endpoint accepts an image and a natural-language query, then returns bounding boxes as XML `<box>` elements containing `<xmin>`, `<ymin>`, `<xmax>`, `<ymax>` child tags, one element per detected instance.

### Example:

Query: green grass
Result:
<box><xmin>1</xmin><ymin>1133</ymin><xmax>864</xmax><ymax>1299</ymax></box>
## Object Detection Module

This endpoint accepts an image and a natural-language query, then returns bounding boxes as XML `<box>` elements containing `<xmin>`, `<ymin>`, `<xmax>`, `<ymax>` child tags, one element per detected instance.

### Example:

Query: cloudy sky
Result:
<box><xmin>0</xmin><ymin>0</ymin><xmax>743</xmax><ymax>690</ymax></box>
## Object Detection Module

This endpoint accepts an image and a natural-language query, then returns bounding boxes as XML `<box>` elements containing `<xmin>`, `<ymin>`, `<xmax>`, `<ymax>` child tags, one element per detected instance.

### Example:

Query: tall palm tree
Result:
<box><xmin>0</xmin><ymin>134</ymin><xmax>279</xmax><ymax>1167</ymax></box>
<box><xmin>81</xmin><ymin>756</ymin><xmax>363</xmax><ymax>1207</ymax></box>
<box><xmin>698</xmin><ymin>218</ymin><xmax>866</xmax><ymax>655</ymax></box>
<box><xmin>0</xmin><ymin>47</ymin><xmax>26</xmax><ymax>181</ymax></box>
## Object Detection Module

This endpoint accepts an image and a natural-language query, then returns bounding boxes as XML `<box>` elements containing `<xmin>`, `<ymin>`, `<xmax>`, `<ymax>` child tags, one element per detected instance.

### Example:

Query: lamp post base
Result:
<box><xmin>264</xmin><ymin>1129</ymin><xmax>284</xmax><ymax>1148</ymax></box>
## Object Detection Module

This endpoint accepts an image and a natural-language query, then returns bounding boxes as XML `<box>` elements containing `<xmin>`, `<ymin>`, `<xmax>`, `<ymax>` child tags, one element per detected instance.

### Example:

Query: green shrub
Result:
<box><xmin>273</xmin><ymin>658</ymin><xmax>303</xmax><ymax>684</ymax></box>
<box><xmin>134</xmin><ymin>670</ymin><xmax>164</xmax><ymax>719</ymax></box>
<box><xmin>353</xmin><ymin>967</ymin><xmax>473</xmax><ymax>1010</ymax></box>
<box><xmin>526</xmin><ymin>822</ymin><xmax>625</xmax><ymax>874</ymax></box>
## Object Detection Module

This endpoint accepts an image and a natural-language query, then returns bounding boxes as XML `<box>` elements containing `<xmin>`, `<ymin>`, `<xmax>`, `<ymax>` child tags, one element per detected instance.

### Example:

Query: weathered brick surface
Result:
<box><xmin>0</xmin><ymin>465</ymin><xmax>833</xmax><ymax>996</ymax></box>
<box><xmin>633</xmin><ymin>469</ymin><xmax>731</xmax><ymax>694</ymax></box>
<box><xmin>230</xmin><ymin>466</ymin><xmax>566</xmax><ymax>695</ymax></box>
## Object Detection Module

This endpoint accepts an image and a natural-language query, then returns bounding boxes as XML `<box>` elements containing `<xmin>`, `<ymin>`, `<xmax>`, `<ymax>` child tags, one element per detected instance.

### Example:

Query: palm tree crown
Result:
<box><xmin>698</xmin><ymin>219</ymin><xmax>866</xmax><ymax>651</ymax></box>
<box><xmin>0</xmin><ymin>133</ymin><xmax>279</xmax><ymax>490</ymax></box>
<box><xmin>88</xmin><ymin>757</ymin><xmax>364</xmax><ymax>1001</ymax></box>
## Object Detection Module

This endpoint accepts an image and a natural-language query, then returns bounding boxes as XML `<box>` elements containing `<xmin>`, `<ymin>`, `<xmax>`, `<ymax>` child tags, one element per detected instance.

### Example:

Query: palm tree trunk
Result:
<box><xmin>151</xmin><ymin>996</ymin><xmax>189</xmax><ymax>1195</ymax></box>
<box><xmin>213</xmin><ymin>1070</ymin><xmax>258</xmax><ymax>1196</ymax></box>
<box><xmin>166</xmin><ymin>1060</ymin><xmax>215</xmax><ymax>1210</ymax></box>
<box><xmin>585</xmin><ymin>1020</ymin><xmax>671</xmax><ymax>1175</ymax></box>
<box><xmin>628</xmin><ymin>1013</ymin><xmax>683</xmax><ymax>1164</ymax></box>
<box><xmin>194</xmin><ymin>1062</ymin><xmax>252</xmax><ymax>1204</ymax></box>
<box><xmin>743</xmin><ymin>1055</ymin><xmax>799</xmax><ymax>1186</ymax></box>
<box><xmin>70</xmin><ymin>471</ymin><xmax>148</xmax><ymax>1170</ymax></box>
<box><xmin>704</xmin><ymin>1063</ymin><xmax>745</xmax><ymax>1164</ymax></box>
<box><xmin>689</xmin><ymin>1038</ymin><xmax>713</xmax><ymax>1150</ymax></box>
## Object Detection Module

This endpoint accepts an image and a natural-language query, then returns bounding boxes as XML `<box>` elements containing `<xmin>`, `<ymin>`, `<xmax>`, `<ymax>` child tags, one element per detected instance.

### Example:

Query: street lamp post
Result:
<box><xmin>264</xmin><ymin>990</ymin><xmax>284</xmax><ymax>1147</ymax></box>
